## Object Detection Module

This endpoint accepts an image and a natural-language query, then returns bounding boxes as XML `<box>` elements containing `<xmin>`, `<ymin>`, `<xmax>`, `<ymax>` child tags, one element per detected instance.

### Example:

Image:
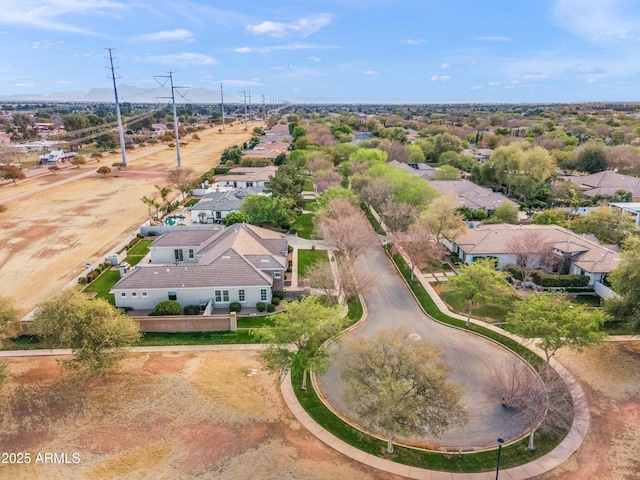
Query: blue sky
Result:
<box><xmin>2</xmin><ymin>0</ymin><xmax>640</xmax><ymax>103</ymax></box>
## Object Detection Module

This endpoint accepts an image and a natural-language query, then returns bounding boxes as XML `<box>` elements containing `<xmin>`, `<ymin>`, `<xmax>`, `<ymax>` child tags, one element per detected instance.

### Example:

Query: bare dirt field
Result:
<box><xmin>0</xmin><ymin>123</ymin><xmax>256</xmax><ymax>313</ymax></box>
<box><xmin>540</xmin><ymin>341</ymin><xmax>640</xmax><ymax>480</ymax></box>
<box><xmin>0</xmin><ymin>351</ymin><xmax>400</xmax><ymax>480</ymax></box>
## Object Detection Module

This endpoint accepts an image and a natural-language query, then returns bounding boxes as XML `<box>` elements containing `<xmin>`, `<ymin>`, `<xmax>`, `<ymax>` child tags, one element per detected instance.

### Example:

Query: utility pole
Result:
<box><xmin>105</xmin><ymin>48</ymin><xmax>127</xmax><ymax>166</ymax></box>
<box><xmin>248</xmin><ymin>91</ymin><xmax>252</xmax><ymax>120</ymax></box>
<box><xmin>241</xmin><ymin>90</ymin><xmax>248</xmax><ymax>130</ymax></box>
<box><xmin>155</xmin><ymin>72</ymin><xmax>189</xmax><ymax>167</ymax></box>
<box><xmin>262</xmin><ymin>94</ymin><xmax>266</xmax><ymax>120</ymax></box>
<box><xmin>220</xmin><ymin>83</ymin><xmax>225</xmax><ymax>131</ymax></box>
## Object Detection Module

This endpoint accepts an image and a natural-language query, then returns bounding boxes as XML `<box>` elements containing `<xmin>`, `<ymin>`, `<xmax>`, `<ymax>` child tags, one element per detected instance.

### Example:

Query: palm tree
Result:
<box><xmin>141</xmin><ymin>195</ymin><xmax>160</xmax><ymax>221</ymax></box>
<box><xmin>154</xmin><ymin>185</ymin><xmax>172</xmax><ymax>215</ymax></box>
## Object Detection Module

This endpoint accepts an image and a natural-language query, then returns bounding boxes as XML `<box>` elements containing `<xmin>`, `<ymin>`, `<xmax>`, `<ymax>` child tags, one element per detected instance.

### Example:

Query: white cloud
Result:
<box><xmin>431</xmin><ymin>75</ymin><xmax>452</xmax><ymax>81</ymax></box>
<box><xmin>552</xmin><ymin>0</ymin><xmax>640</xmax><ymax>42</ymax></box>
<box><xmin>0</xmin><ymin>1</ymin><xmax>128</xmax><ymax>35</ymax></box>
<box><xmin>0</xmin><ymin>30</ymin><xmax>7</xmax><ymax>34</ymax></box>
<box><xmin>234</xmin><ymin>43</ymin><xmax>339</xmax><ymax>54</ymax></box>
<box><xmin>15</xmin><ymin>80</ymin><xmax>35</xmax><ymax>87</ymax></box>
<box><xmin>274</xmin><ymin>66</ymin><xmax>328</xmax><ymax>79</ymax></box>
<box><xmin>133</xmin><ymin>29</ymin><xmax>195</xmax><ymax>43</ymax></box>
<box><xmin>32</xmin><ymin>41</ymin><xmax>40</xmax><ymax>48</ymax></box>
<box><xmin>308</xmin><ymin>56</ymin><xmax>321</xmax><ymax>62</ymax></box>
<box><xmin>402</xmin><ymin>38</ymin><xmax>426</xmax><ymax>45</ymax></box>
<box><xmin>55</xmin><ymin>80</ymin><xmax>71</xmax><ymax>84</ymax></box>
<box><xmin>362</xmin><ymin>70</ymin><xmax>378</xmax><ymax>75</ymax></box>
<box><xmin>474</xmin><ymin>36</ymin><xmax>511</xmax><ymax>41</ymax></box>
<box><xmin>522</xmin><ymin>73</ymin><xmax>546</xmax><ymax>80</ymax></box>
<box><xmin>588</xmin><ymin>78</ymin><xmax>597</xmax><ymax>84</ymax></box>
<box><xmin>441</xmin><ymin>63</ymin><xmax>450</xmax><ymax>69</ymax></box>
<box><xmin>247</xmin><ymin>13</ymin><xmax>333</xmax><ymax>38</ymax></box>
<box><xmin>145</xmin><ymin>52</ymin><xmax>217</xmax><ymax>66</ymax></box>
<box><xmin>218</xmin><ymin>79</ymin><xmax>265</xmax><ymax>87</ymax></box>
<box><xmin>489</xmin><ymin>81</ymin><xmax>501</xmax><ymax>86</ymax></box>
<box><xmin>470</xmin><ymin>85</ymin><xmax>484</xmax><ymax>90</ymax></box>
<box><xmin>564</xmin><ymin>64</ymin><xmax>605</xmax><ymax>75</ymax></box>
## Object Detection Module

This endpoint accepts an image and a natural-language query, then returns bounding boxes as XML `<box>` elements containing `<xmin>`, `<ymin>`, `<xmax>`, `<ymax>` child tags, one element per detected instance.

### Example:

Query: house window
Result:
<box><xmin>247</xmin><ymin>182</ymin><xmax>254</xmax><ymax>187</ymax></box>
<box><xmin>274</xmin><ymin>271</ymin><xmax>281</xmax><ymax>279</ymax></box>
<box><xmin>188</xmin><ymin>248</ymin><xmax>194</xmax><ymax>259</ymax></box>
<box><xmin>174</xmin><ymin>249</ymin><xmax>183</xmax><ymax>261</ymax></box>
<box><xmin>215</xmin><ymin>290</ymin><xmax>222</xmax><ymax>302</ymax></box>
<box><xmin>142</xmin><ymin>292</ymin><xmax>147</xmax><ymax>297</ymax></box>
<box><xmin>132</xmin><ymin>292</ymin><xmax>137</xmax><ymax>297</ymax></box>
<box><xmin>168</xmin><ymin>291</ymin><xmax>177</xmax><ymax>301</ymax></box>
<box><xmin>260</xmin><ymin>289</ymin><xmax>267</xmax><ymax>301</ymax></box>
<box><xmin>223</xmin><ymin>290</ymin><xmax>229</xmax><ymax>302</ymax></box>
<box><xmin>121</xmin><ymin>292</ymin><xmax>127</xmax><ymax>297</ymax></box>
<box><xmin>238</xmin><ymin>289</ymin><xmax>245</xmax><ymax>302</ymax></box>
<box><xmin>216</xmin><ymin>211</ymin><xmax>222</xmax><ymax>219</ymax></box>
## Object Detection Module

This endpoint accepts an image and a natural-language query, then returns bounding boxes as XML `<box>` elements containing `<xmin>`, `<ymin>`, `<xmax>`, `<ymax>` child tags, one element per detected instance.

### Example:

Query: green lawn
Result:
<box><xmin>237</xmin><ymin>315</ymin><xmax>276</xmax><ymax>329</ymax></box>
<box><xmin>127</xmin><ymin>239</ymin><xmax>154</xmax><ymax>256</ymax></box>
<box><xmin>438</xmin><ymin>288</ymin><xmax>517</xmax><ymax>324</ymax></box>
<box><xmin>303</xmin><ymin>200</ymin><xmax>320</xmax><ymax>212</ymax></box>
<box><xmin>138</xmin><ymin>330</ymin><xmax>258</xmax><ymax>346</ymax></box>
<box><xmin>303</xmin><ymin>177</ymin><xmax>314</xmax><ymax>192</ymax></box>
<box><xmin>571</xmin><ymin>295</ymin><xmax>602</xmax><ymax>307</ymax></box>
<box><xmin>360</xmin><ymin>204</ymin><xmax>385</xmax><ymax>235</ymax></box>
<box><xmin>292</xmin><ymin>213</ymin><xmax>315</xmax><ymax>239</ymax></box>
<box><xmin>83</xmin><ymin>269</ymin><xmax>120</xmax><ymax>305</ymax></box>
<box><xmin>297</xmin><ymin>249</ymin><xmax>327</xmax><ymax>277</ymax></box>
<box><xmin>184</xmin><ymin>199</ymin><xmax>199</xmax><ymax>207</ymax></box>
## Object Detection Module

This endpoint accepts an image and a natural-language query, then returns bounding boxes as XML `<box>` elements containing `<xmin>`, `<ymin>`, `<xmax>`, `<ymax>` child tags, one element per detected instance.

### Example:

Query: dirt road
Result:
<box><xmin>0</xmin><ymin>123</ymin><xmax>257</xmax><ymax>313</ymax></box>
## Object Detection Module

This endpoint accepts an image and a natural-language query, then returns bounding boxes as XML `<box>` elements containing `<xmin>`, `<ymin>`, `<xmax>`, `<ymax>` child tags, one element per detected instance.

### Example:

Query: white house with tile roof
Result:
<box><xmin>446</xmin><ymin>224</ymin><xmax>621</xmax><ymax>288</ymax></box>
<box><xmin>111</xmin><ymin>224</ymin><xmax>287</xmax><ymax>310</ymax></box>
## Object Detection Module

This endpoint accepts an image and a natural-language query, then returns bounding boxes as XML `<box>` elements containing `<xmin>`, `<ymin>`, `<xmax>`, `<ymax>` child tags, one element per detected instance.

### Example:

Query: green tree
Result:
<box><xmin>341</xmin><ymin>326</ymin><xmax>468</xmax><ymax>454</ymax></box>
<box><xmin>154</xmin><ymin>184</ymin><xmax>172</xmax><ymax>213</ymax></box>
<box><xmin>568</xmin><ymin>206</ymin><xmax>636</xmax><ymax>246</ymax></box>
<box><xmin>95</xmin><ymin>130</ymin><xmax>119</xmax><ymax>151</ymax></box>
<box><xmin>252</xmin><ymin>296</ymin><xmax>343</xmax><ymax>389</ymax></box>
<box><xmin>152</xmin><ymin>300</ymin><xmax>182</xmax><ymax>315</ymax></box>
<box><xmin>70</xmin><ymin>155</ymin><xmax>86</xmax><ymax>168</ymax></box>
<box><xmin>221</xmin><ymin>145</ymin><xmax>242</xmax><ymax>164</ymax></box>
<box><xmin>605</xmin><ymin>236</ymin><xmax>640</xmax><ymax>331</ymax></box>
<box><xmin>530</xmin><ymin>209</ymin><xmax>566</xmax><ymax>225</ymax></box>
<box><xmin>316</xmin><ymin>186</ymin><xmax>357</xmax><ymax>209</ymax></box>
<box><xmin>240</xmin><ymin>195</ymin><xmax>296</xmax><ymax>228</ymax></box>
<box><xmin>265</xmin><ymin>163</ymin><xmax>306</xmax><ymax>206</ymax></box>
<box><xmin>224</xmin><ymin>211</ymin><xmax>249</xmax><ymax>226</ymax></box>
<box><xmin>576</xmin><ymin>142</ymin><xmax>608</xmax><ymax>174</ymax></box>
<box><xmin>446</xmin><ymin>258</ymin><xmax>511</xmax><ymax>326</ymax></box>
<box><xmin>485</xmin><ymin>203</ymin><xmax>519</xmax><ymax>224</ymax></box>
<box><xmin>432</xmin><ymin>133</ymin><xmax>463</xmax><ymax>162</ymax></box>
<box><xmin>508</xmin><ymin>292</ymin><xmax>607</xmax><ymax>365</ymax></box>
<box><xmin>33</xmin><ymin>289</ymin><xmax>141</xmax><ymax>372</ymax></box>
<box><xmin>1</xmin><ymin>165</ymin><xmax>26</xmax><ymax>185</ymax></box>
<box><xmin>418</xmin><ymin>194</ymin><xmax>466</xmax><ymax>244</ymax></box>
<box><xmin>433</xmin><ymin>164</ymin><xmax>461</xmax><ymax>180</ymax></box>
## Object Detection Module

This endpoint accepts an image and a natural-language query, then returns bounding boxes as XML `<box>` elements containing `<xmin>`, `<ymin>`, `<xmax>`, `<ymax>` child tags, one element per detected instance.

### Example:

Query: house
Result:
<box><xmin>427</xmin><ymin>180</ymin><xmax>518</xmax><ymax>211</ymax></box>
<box><xmin>609</xmin><ymin>202</ymin><xmax>640</xmax><ymax>226</ymax></box>
<box><xmin>111</xmin><ymin>224</ymin><xmax>287</xmax><ymax>311</ymax></box>
<box><xmin>190</xmin><ymin>188</ymin><xmax>263</xmax><ymax>223</ymax></box>
<box><xmin>242</xmin><ymin>142</ymin><xmax>289</xmax><ymax>160</ymax></box>
<box><xmin>446</xmin><ymin>224</ymin><xmax>621</xmax><ymax>288</ymax></box>
<box><xmin>462</xmin><ymin>148</ymin><xmax>493</xmax><ymax>162</ymax></box>
<box><xmin>565</xmin><ymin>171</ymin><xmax>640</xmax><ymax>201</ymax></box>
<box><xmin>216</xmin><ymin>166</ymin><xmax>277</xmax><ymax>189</ymax></box>
<box><xmin>388</xmin><ymin>160</ymin><xmax>437</xmax><ymax>180</ymax></box>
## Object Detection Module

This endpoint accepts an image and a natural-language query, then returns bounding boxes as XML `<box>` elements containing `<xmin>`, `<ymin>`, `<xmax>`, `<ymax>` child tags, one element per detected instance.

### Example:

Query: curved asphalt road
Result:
<box><xmin>317</xmin><ymin>244</ymin><xmax>533</xmax><ymax>450</ymax></box>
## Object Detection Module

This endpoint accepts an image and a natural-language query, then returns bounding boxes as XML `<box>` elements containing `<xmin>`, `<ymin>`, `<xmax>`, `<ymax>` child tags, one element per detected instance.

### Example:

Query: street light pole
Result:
<box><xmin>495</xmin><ymin>437</ymin><xmax>504</xmax><ymax>480</ymax></box>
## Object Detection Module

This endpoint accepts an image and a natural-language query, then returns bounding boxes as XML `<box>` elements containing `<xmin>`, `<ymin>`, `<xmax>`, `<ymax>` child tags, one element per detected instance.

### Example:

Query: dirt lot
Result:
<box><xmin>0</xmin><ymin>351</ymin><xmax>400</xmax><ymax>480</ymax></box>
<box><xmin>0</xmin><ymin>123</ymin><xmax>255</xmax><ymax>313</ymax></box>
<box><xmin>541</xmin><ymin>341</ymin><xmax>640</xmax><ymax>480</ymax></box>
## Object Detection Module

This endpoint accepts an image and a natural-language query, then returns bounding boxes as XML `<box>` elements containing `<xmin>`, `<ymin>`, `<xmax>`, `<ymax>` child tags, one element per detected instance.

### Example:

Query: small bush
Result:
<box><xmin>214</xmin><ymin>167</ymin><xmax>231</xmax><ymax>175</ymax></box>
<box><xmin>289</xmin><ymin>228</ymin><xmax>297</xmax><ymax>235</ymax></box>
<box><xmin>77</xmin><ymin>277</ymin><xmax>87</xmax><ymax>285</ymax></box>
<box><xmin>86</xmin><ymin>270</ymin><xmax>99</xmax><ymax>283</ymax></box>
<box><xmin>128</xmin><ymin>238</ymin><xmax>140</xmax><ymax>249</ymax></box>
<box><xmin>266</xmin><ymin>303</ymin><xmax>276</xmax><ymax>313</ymax></box>
<box><xmin>256</xmin><ymin>302</ymin><xmax>266</xmax><ymax>312</ymax></box>
<box><xmin>271</xmin><ymin>297</ymin><xmax>280</xmax><ymax>306</ymax></box>
<box><xmin>273</xmin><ymin>290</ymin><xmax>285</xmax><ymax>300</ymax></box>
<box><xmin>183</xmin><ymin>304</ymin><xmax>200</xmax><ymax>315</ymax></box>
<box><xmin>153</xmin><ymin>300</ymin><xmax>182</xmax><ymax>316</ymax></box>
<box><xmin>136</xmin><ymin>233</ymin><xmax>145</xmax><ymax>239</ymax></box>
<box><xmin>229</xmin><ymin>302</ymin><xmax>242</xmax><ymax>313</ymax></box>
<box><xmin>530</xmin><ymin>271</ymin><xmax>590</xmax><ymax>288</ymax></box>
<box><xmin>147</xmin><ymin>231</ymin><xmax>156</xmax><ymax>236</ymax></box>
<box><xmin>168</xmin><ymin>143</ymin><xmax>175</xmax><ymax>148</ymax></box>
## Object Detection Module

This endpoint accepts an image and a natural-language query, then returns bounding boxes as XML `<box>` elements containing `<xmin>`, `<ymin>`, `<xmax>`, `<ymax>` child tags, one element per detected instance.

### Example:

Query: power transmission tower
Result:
<box><xmin>248</xmin><ymin>91</ymin><xmax>252</xmax><ymax>119</ymax></box>
<box><xmin>105</xmin><ymin>48</ymin><xmax>127</xmax><ymax>166</ymax></box>
<box><xmin>262</xmin><ymin>94</ymin><xmax>266</xmax><ymax>120</ymax></box>
<box><xmin>220</xmin><ymin>83</ymin><xmax>225</xmax><ymax>131</ymax></box>
<box><xmin>241</xmin><ymin>90</ymin><xmax>248</xmax><ymax>130</ymax></box>
<box><xmin>154</xmin><ymin>72</ymin><xmax>189</xmax><ymax>167</ymax></box>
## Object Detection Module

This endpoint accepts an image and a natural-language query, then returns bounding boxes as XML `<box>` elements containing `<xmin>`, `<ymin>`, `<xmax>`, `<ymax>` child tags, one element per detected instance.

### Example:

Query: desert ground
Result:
<box><xmin>0</xmin><ymin>351</ymin><xmax>401</xmax><ymax>480</ymax></box>
<box><xmin>0</xmin><ymin>122</ymin><xmax>257</xmax><ymax>313</ymax></box>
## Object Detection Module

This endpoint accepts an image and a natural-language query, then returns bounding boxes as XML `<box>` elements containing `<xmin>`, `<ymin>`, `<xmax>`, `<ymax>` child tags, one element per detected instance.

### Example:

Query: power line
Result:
<box><xmin>155</xmin><ymin>72</ymin><xmax>189</xmax><ymax>167</ymax></box>
<box><xmin>105</xmin><ymin>48</ymin><xmax>127</xmax><ymax>166</ymax></box>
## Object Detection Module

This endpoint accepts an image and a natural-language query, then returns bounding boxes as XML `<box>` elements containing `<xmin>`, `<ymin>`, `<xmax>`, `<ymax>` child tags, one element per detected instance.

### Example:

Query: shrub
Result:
<box><xmin>266</xmin><ymin>303</ymin><xmax>276</xmax><ymax>313</ymax></box>
<box><xmin>168</xmin><ymin>143</ymin><xmax>175</xmax><ymax>148</ymax></box>
<box><xmin>147</xmin><ymin>231</ymin><xmax>156</xmax><ymax>236</ymax></box>
<box><xmin>136</xmin><ymin>233</ymin><xmax>145</xmax><ymax>239</ymax></box>
<box><xmin>273</xmin><ymin>290</ymin><xmax>285</xmax><ymax>300</ymax></box>
<box><xmin>152</xmin><ymin>300</ymin><xmax>182</xmax><ymax>316</ymax></box>
<box><xmin>128</xmin><ymin>238</ymin><xmax>140</xmax><ymax>249</ymax></box>
<box><xmin>183</xmin><ymin>304</ymin><xmax>200</xmax><ymax>315</ymax></box>
<box><xmin>270</xmin><ymin>297</ymin><xmax>280</xmax><ymax>306</ymax></box>
<box><xmin>214</xmin><ymin>167</ymin><xmax>231</xmax><ymax>175</ymax></box>
<box><xmin>77</xmin><ymin>277</ymin><xmax>87</xmax><ymax>285</ymax></box>
<box><xmin>288</xmin><ymin>228</ymin><xmax>297</xmax><ymax>235</ymax></box>
<box><xmin>86</xmin><ymin>270</ymin><xmax>99</xmax><ymax>283</ymax></box>
<box><xmin>229</xmin><ymin>302</ymin><xmax>242</xmax><ymax>313</ymax></box>
<box><xmin>530</xmin><ymin>271</ymin><xmax>590</xmax><ymax>288</ymax></box>
<box><xmin>256</xmin><ymin>302</ymin><xmax>266</xmax><ymax>312</ymax></box>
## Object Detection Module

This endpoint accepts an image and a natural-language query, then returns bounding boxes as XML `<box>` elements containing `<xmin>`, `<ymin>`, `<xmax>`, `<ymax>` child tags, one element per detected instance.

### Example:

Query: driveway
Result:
<box><xmin>317</xmin><ymin>245</ymin><xmax>532</xmax><ymax>449</ymax></box>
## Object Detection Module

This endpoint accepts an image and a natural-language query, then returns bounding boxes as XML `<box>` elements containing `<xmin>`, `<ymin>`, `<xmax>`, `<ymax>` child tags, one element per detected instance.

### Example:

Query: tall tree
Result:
<box><xmin>265</xmin><ymin>163</ymin><xmax>306</xmax><ymax>206</ymax></box>
<box><xmin>484</xmin><ymin>203</ymin><xmax>519</xmax><ymax>224</ymax></box>
<box><xmin>33</xmin><ymin>289</ymin><xmax>141</xmax><ymax>372</ymax></box>
<box><xmin>380</xmin><ymin>200</ymin><xmax>418</xmax><ymax>233</ymax></box>
<box><xmin>1</xmin><ymin>166</ymin><xmax>26</xmax><ymax>185</ymax></box>
<box><xmin>508</xmin><ymin>292</ymin><xmax>608</xmax><ymax>366</ymax></box>
<box><xmin>418</xmin><ymin>194</ymin><xmax>467</xmax><ymax>244</ymax></box>
<box><xmin>567</xmin><ymin>207</ymin><xmax>636</xmax><ymax>246</ymax></box>
<box><xmin>167</xmin><ymin>167</ymin><xmax>196</xmax><ymax>201</ymax></box>
<box><xmin>341</xmin><ymin>326</ymin><xmax>468</xmax><ymax>454</ymax></box>
<box><xmin>252</xmin><ymin>297</ymin><xmax>343</xmax><ymax>389</ymax></box>
<box><xmin>575</xmin><ymin>142</ymin><xmax>608</xmax><ymax>174</ymax></box>
<box><xmin>605</xmin><ymin>236</ymin><xmax>640</xmax><ymax>331</ymax></box>
<box><xmin>446</xmin><ymin>257</ymin><xmax>512</xmax><ymax>327</ymax></box>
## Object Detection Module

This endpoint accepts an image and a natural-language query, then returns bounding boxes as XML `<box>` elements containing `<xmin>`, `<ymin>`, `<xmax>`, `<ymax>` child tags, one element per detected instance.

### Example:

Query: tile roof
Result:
<box><xmin>427</xmin><ymin>180</ymin><xmax>518</xmax><ymax>210</ymax></box>
<box><xmin>566</xmin><ymin>171</ymin><xmax>640</xmax><ymax>198</ymax></box>
<box><xmin>149</xmin><ymin>230</ymin><xmax>217</xmax><ymax>248</ymax></box>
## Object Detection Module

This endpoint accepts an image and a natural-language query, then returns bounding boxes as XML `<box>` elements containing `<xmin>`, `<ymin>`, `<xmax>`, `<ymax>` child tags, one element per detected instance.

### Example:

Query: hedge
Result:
<box><xmin>530</xmin><ymin>271</ymin><xmax>590</xmax><ymax>288</ymax></box>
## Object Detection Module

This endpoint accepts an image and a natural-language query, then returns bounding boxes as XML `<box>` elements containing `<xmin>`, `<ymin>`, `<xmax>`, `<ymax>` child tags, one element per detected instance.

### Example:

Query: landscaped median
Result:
<box><xmin>289</xmin><ymin>244</ymin><xmax>573</xmax><ymax>474</ymax></box>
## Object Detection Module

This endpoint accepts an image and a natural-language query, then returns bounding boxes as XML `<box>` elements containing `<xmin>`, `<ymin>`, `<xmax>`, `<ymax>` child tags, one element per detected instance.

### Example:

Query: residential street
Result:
<box><xmin>317</xmin><ymin>244</ymin><xmax>532</xmax><ymax>450</ymax></box>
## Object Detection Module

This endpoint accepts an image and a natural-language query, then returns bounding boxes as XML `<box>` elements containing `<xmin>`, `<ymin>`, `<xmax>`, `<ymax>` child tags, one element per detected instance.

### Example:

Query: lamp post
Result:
<box><xmin>495</xmin><ymin>437</ymin><xmax>505</xmax><ymax>480</ymax></box>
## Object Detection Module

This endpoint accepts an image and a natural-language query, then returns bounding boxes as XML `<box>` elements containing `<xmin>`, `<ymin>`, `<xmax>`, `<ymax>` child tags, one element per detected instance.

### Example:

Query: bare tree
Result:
<box><xmin>506</xmin><ymin>232</ymin><xmax>553</xmax><ymax>287</ymax></box>
<box><xmin>316</xmin><ymin>198</ymin><xmax>377</xmax><ymax>265</ymax></box>
<box><xmin>314</xmin><ymin>171</ymin><xmax>343</xmax><ymax>194</ymax></box>
<box><xmin>397</xmin><ymin>223</ymin><xmax>440</xmax><ymax>280</ymax></box>
<box><xmin>379</xmin><ymin>141</ymin><xmax>412</xmax><ymax>163</ymax></box>
<box><xmin>308</xmin><ymin>155</ymin><xmax>334</xmax><ymax>175</ymax></box>
<box><xmin>354</xmin><ymin>177</ymin><xmax>395</xmax><ymax>211</ymax></box>
<box><xmin>380</xmin><ymin>200</ymin><xmax>418</xmax><ymax>233</ymax></box>
<box><xmin>0</xmin><ymin>143</ymin><xmax>17</xmax><ymax>166</ymax></box>
<box><xmin>167</xmin><ymin>166</ymin><xmax>196</xmax><ymax>201</ymax></box>
<box><xmin>488</xmin><ymin>359</ymin><xmax>573</xmax><ymax>450</ymax></box>
<box><xmin>305</xmin><ymin>259</ymin><xmax>375</xmax><ymax>306</ymax></box>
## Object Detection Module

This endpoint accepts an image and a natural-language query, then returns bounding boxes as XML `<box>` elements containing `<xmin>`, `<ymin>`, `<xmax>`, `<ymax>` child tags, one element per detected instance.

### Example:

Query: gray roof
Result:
<box><xmin>427</xmin><ymin>180</ymin><xmax>517</xmax><ymax>210</ymax></box>
<box><xmin>150</xmin><ymin>230</ymin><xmax>216</xmax><ymax>248</ymax></box>
<box><xmin>190</xmin><ymin>189</ymin><xmax>247</xmax><ymax>212</ymax></box>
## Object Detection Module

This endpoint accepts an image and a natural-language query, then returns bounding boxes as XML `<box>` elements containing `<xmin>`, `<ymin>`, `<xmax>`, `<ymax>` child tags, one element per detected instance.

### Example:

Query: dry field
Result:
<box><xmin>0</xmin><ymin>123</ymin><xmax>255</xmax><ymax>313</ymax></box>
<box><xmin>541</xmin><ymin>341</ymin><xmax>640</xmax><ymax>480</ymax></box>
<box><xmin>0</xmin><ymin>351</ymin><xmax>400</xmax><ymax>480</ymax></box>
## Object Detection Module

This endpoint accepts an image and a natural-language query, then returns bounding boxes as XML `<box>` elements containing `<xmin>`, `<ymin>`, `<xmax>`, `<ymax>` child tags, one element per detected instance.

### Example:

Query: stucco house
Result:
<box><xmin>566</xmin><ymin>171</ymin><xmax>640</xmax><ymax>201</ymax></box>
<box><xmin>111</xmin><ymin>224</ymin><xmax>287</xmax><ymax>311</ymax></box>
<box><xmin>216</xmin><ymin>166</ymin><xmax>277</xmax><ymax>189</ymax></box>
<box><xmin>189</xmin><ymin>188</ymin><xmax>262</xmax><ymax>223</ymax></box>
<box><xmin>445</xmin><ymin>224</ymin><xmax>621</xmax><ymax>288</ymax></box>
<box><xmin>428</xmin><ymin>180</ymin><xmax>518</xmax><ymax>211</ymax></box>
